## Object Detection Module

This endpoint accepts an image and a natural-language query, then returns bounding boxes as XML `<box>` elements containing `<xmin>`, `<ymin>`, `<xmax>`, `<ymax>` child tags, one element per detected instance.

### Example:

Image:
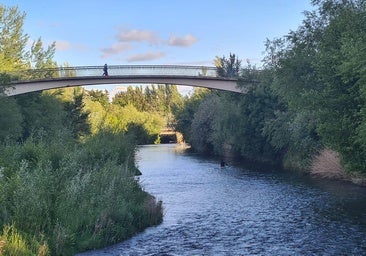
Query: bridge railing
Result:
<box><xmin>7</xmin><ymin>65</ymin><xmax>218</xmax><ymax>81</ymax></box>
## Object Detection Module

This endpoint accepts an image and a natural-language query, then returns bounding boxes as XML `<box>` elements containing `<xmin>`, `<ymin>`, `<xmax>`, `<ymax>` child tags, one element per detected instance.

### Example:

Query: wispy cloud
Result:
<box><xmin>55</xmin><ymin>40</ymin><xmax>71</xmax><ymax>50</ymax></box>
<box><xmin>126</xmin><ymin>51</ymin><xmax>165</xmax><ymax>62</ymax></box>
<box><xmin>168</xmin><ymin>34</ymin><xmax>197</xmax><ymax>47</ymax></box>
<box><xmin>101</xmin><ymin>42</ymin><xmax>133</xmax><ymax>58</ymax></box>
<box><xmin>55</xmin><ymin>40</ymin><xmax>86</xmax><ymax>51</ymax></box>
<box><xmin>101</xmin><ymin>28</ymin><xmax>197</xmax><ymax>61</ymax></box>
<box><xmin>116</xmin><ymin>28</ymin><xmax>161</xmax><ymax>45</ymax></box>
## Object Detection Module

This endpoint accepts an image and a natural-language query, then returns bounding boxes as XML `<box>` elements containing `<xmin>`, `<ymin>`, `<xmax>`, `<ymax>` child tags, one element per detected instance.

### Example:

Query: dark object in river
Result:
<box><xmin>220</xmin><ymin>160</ymin><xmax>225</xmax><ymax>167</ymax></box>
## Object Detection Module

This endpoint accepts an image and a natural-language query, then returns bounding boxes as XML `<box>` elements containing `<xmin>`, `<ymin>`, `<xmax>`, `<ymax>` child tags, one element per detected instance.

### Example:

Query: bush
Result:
<box><xmin>0</xmin><ymin>131</ymin><xmax>163</xmax><ymax>255</ymax></box>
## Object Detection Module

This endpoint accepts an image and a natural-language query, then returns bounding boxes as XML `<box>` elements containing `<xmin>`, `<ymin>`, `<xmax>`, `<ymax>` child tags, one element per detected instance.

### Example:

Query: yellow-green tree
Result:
<box><xmin>0</xmin><ymin>5</ymin><xmax>28</xmax><ymax>72</ymax></box>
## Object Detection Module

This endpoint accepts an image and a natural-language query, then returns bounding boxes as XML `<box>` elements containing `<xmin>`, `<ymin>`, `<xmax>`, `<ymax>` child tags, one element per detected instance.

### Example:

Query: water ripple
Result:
<box><xmin>78</xmin><ymin>145</ymin><xmax>366</xmax><ymax>256</ymax></box>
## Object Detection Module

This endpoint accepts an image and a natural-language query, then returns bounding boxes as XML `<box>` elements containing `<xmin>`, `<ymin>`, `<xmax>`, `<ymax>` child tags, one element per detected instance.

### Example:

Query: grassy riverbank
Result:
<box><xmin>0</xmin><ymin>131</ymin><xmax>163</xmax><ymax>255</ymax></box>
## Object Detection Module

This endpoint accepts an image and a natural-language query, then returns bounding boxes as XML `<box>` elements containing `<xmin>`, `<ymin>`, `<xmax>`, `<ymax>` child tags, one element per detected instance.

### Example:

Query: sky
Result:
<box><xmin>2</xmin><ymin>0</ymin><xmax>315</xmax><ymax>94</ymax></box>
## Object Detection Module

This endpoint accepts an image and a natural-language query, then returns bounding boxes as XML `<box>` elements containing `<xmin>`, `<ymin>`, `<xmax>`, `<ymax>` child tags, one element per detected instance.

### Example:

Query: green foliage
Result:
<box><xmin>113</xmin><ymin>84</ymin><xmax>182</xmax><ymax>115</ymax></box>
<box><xmin>15</xmin><ymin>92</ymin><xmax>71</xmax><ymax>141</ymax></box>
<box><xmin>0</xmin><ymin>3</ymin><xmax>163</xmax><ymax>255</ymax></box>
<box><xmin>0</xmin><ymin>223</ymin><xmax>49</xmax><ymax>256</ymax></box>
<box><xmin>172</xmin><ymin>88</ymin><xmax>211</xmax><ymax>143</ymax></box>
<box><xmin>0</xmin><ymin>131</ymin><xmax>163</xmax><ymax>255</ymax></box>
<box><xmin>64</xmin><ymin>92</ymin><xmax>91</xmax><ymax>139</ymax></box>
<box><xmin>214</xmin><ymin>53</ymin><xmax>241</xmax><ymax>78</ymax></box>
<box><xmin>176</xmin><ymin>64</ymin><xmax>282</xmax><ymax>164</ymax></box>
<box><xmin>190</xmin><ymin>94</ymin><xmax>220</xmax><ymax>153</ymax></box>
<box><xmin>234</xmin><ymin>83</ymin><xmax>283</xmax><ymax>163</ymax></box>
<box><xmin>99</xmin><ymin>103</ymin><xmax>164</xmax><ymax>143</ymax></box>
<box><xmin>0</xmin><ymin>73</ymin><xmax>13</xmax><ymax>95</ymax></box>
<box><xmin>83</xmin><ymin>94</ymin><xmax>107</xmax><ymax>135</ymax></box>
<box><xmin>28</xmin><ymin>38</ymin><xmax>57</xmax><ymax>70</ymax></box>
<box><xmin>0</xmin><ymin>4</ymin><xmax>57</xmax><ymax>79</ymax></box>
<box><xmin>258</xmin><ymin>0</ymin><xmax>366</xmax><ymax>173</ymax></box>
<box><xmin>87</xmin><ymin>89</ymin><xmax>109</xmax><ymax>108</ymax></box>
<box><xmin>0</xmin><ymin>5</ymin><xmax>28</xmax><ymax>72</ymax></box>
<box><xmin>126</xmin><ymin>123</ymin><xmax>155</xmax><ymax>145</ymax></box>
<box><xmin>0</xmin><ymin>96</ymin><xmax>23</xmax><ymax>142</ymax></box>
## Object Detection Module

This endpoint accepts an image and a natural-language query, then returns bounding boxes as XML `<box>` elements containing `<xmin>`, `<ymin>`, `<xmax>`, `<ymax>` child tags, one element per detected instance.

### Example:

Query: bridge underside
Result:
<box><xmin>6</xmin><ymin>75</ymin><xmax>243</xmax><ymax>96</ymax></box>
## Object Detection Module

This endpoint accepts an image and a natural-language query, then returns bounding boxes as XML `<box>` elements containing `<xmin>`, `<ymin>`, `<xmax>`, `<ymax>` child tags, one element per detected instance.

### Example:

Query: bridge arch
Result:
<box><xmin>4</xmin><ymin>65</ymin><xmax>244</xmax><ymax>96</ymax></box>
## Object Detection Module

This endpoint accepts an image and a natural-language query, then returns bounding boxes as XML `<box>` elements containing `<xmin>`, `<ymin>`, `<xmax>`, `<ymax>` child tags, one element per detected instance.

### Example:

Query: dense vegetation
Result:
<box><xmin>0</xmin><ymin>5</ymin><xmax>163</xmax><ymax>255</ymax></box>
<box><xmin>174</xmin><ymin>0</ymin><xmax>366</xmax><ymax>178</ymax></box>
<box><xmin>1</xmin><ymin>0</ymin><xmax>366</xmax><ymax>254</ymax></box>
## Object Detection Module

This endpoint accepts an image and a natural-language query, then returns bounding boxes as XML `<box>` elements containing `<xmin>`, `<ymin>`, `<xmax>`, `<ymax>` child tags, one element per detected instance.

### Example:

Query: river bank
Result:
<box><xmin>0</xmin><ymin>131</ymin><xmax>164</xmax><ymax>255</ymax></box>
<box><xmin>220</xmin><ymin>145</ymin><xmax>366</xmax><ymax>187</ymax></box>
<box><xmin>308</xmin><ymin>148</ymin><xmax>366</xmax><ymax>186</ymax></box>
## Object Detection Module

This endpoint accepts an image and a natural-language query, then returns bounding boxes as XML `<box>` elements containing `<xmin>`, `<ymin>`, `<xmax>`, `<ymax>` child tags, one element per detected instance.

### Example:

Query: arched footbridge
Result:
<box><xmin>3</xmin><ymin>65</ymin><xmax>251</xmax><ymax>96</ymax></box>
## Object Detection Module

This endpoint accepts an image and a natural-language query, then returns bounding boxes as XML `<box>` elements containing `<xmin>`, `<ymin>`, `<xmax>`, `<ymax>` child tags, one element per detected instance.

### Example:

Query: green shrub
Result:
<box><xmin>0</xmin><ymin>130</ymin><xmax>163</xmax><ymax>255</ymax></box>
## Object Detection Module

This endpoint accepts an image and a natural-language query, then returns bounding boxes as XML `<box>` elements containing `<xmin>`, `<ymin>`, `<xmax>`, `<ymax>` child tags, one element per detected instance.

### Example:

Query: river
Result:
<box><xmin>79</xmin><ymin>144</ymin><xmax>366</xmax><ymax>255</ymax></box>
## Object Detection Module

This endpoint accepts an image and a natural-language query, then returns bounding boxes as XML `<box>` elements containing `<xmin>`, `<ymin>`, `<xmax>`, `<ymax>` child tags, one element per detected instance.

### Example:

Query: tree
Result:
<box><xmin>0</xmin><ymin>73</ymin><xmax>12</xmax><ymax>96</ymax></box>
<box><xmin>87</xmin><ymin>89</ymin><xmax>109</xmax><ymax>108</ymax></box>
<box><xmin>214</xmin><ymin>53</ymin><xmax>241</xmax><ymax>78</ymax></box>
<box><xmin>64</xmin><ymin>91</ymin><xmax>91</xmax><ymax>139</ymax></box>
<box><xmin>263</xmin><ymin>0</ymin><xmax>366</xmax><ymax>172</ymax></box>
<box><xmin>172</xmin><ymin>88</ymin><xmax>211</xmax><ymax>143</ymax></box>
<box><xmin>0</xmin><ymin>96</ymin><xmax>23</xmax><ymax>142</ymax></box>
<box><xmin>310</xmin><ymin>1</ymin><xmax>366</xmax><ymax>172</ymax></box>
<box><xmin>0</xmin><ymin>5</ymin><xmax>28</xmax><ymax>72</ymax></box>
<box><xmin>0</xmin><ymin>4</ymin><xmax>57</xmax><ymax>80</ymax></box>
<box><xmin>15</xmin><ymin>92</ymin><xmax>69</xmax><ymax>141</ymax></box>
<box><xmin>83</xmin><ymin>95</ymin><xmax>107</xmax><ymax>134</ymax></box>
<box><xmin>190</xmin><ymin>95</ymin><xmax>219</xmax><ymax>153</ymax></box>
<box><xmin>113</xmin><ymin>86</ymin><xmax>146</xmax><ymax>111</ymax></box>
<box><xmin>27</xmin><ymin>38</ymin><xmax>57</xmax><ymax>78</ymax></box>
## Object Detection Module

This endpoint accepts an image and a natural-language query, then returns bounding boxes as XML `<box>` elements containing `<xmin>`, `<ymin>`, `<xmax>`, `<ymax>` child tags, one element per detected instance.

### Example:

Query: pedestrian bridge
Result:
<box><xmin>4</xmin><ymin>65</ymin><xmax>245</xmax><ymax>96</ymax></box>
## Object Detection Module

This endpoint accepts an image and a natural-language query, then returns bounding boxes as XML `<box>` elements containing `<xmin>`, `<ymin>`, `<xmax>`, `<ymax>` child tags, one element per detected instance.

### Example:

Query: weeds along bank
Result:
<box><xmin>0</xmin><ymin>131</ymin><xmax>163</xmax><ymax>255</ymax></box>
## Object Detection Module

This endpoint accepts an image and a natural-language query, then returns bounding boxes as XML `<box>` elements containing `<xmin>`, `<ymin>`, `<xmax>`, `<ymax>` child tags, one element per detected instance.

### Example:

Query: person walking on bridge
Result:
<box><xmin>103</xmin><ymin>63</ymin><xmax>108</xmax><ymax>76</ymax></box>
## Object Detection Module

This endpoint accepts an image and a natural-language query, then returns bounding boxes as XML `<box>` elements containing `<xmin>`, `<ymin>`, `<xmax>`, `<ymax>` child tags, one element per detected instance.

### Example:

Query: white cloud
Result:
<box><xmin>168</xmin><ymin>34</ymin><xmax>197</xmax><ymax>47</ymax></box>
<box><xmin>126</xmin><ymin>51</ymin><xmax>166</xmax><ymax>62</ymax></box>
<box><xmin>55</xmin><ymin>40</ymin><xmax>86</xmax><ymax>51</ymax></box>
<box><xmin>55</xmin><ymin>40</ymin><xmax>71</xmax><ymax>50</ymax></box>
<box><xmin>101</xmin><ymin>42</ymin><xmax>133</xmax><ymax>58</ymax></box>
<box><xmin>117</xmin><ymin>28</ymin><xmax>161</xmax><ymax>45</ymax></box>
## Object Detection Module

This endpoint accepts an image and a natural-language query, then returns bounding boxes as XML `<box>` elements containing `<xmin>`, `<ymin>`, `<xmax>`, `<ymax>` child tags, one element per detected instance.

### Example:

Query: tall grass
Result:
<box><xmin>0</xmin><ymin>223</ymin><xmax>48</xmax><ymax>255</ymax></box>
<box><xmin>310</xmin><ymin>148</ymin><xmax>346</xmax><ymax>179</ymax></box>
<box><xmin>0</xmin><ymin>130</ymin><xmax>163</xmax><ymax>255</ymax></box>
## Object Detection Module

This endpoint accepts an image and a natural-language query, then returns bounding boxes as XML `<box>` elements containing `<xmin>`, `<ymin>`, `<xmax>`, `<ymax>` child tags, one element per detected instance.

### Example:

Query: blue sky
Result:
<box><xmin>3</xmin><ymin>0</ymin><xmax>314</xmax><ymax>95</ymax></box>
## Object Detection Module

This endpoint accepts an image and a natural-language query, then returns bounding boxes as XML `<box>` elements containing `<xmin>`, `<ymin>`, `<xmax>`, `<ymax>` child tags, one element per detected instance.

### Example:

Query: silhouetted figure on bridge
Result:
<box><xmin>103</xmin><ymin>63</ymin><xmax>108</xmax><ymax>76</ymax></box>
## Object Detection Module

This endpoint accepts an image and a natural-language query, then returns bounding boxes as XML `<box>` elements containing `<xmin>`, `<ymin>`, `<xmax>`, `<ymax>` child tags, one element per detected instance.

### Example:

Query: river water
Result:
<box><xmin>79</xmin><ymin>144</ymin><xmax>366</xmax><ymax>255</ymax></box>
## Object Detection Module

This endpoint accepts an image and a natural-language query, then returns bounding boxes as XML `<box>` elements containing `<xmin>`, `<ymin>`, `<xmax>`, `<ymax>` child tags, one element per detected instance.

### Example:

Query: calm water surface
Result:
<box><xmin>79</xmin><ymin>144</ymin><xmax>366</xmax><ymax>255</ymax></box>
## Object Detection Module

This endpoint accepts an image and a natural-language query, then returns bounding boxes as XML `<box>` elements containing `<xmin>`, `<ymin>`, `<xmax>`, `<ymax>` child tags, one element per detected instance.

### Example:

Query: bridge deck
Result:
<box><xmin>4</xmin><ymin>65</ymin><xmax>243</xmax><ymax>96</ymax></box>
<box><xmin>8</xmin><ymin>65</ymin><xmax>218</xmax><ymax>79</ymax></box>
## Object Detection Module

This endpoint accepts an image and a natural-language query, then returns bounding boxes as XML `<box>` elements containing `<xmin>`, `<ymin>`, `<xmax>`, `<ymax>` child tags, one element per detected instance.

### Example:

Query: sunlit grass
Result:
<box><xmin>0</xmin><ymin>224</ymin><xmax>49</xmax><ymax>256</ymax></box>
